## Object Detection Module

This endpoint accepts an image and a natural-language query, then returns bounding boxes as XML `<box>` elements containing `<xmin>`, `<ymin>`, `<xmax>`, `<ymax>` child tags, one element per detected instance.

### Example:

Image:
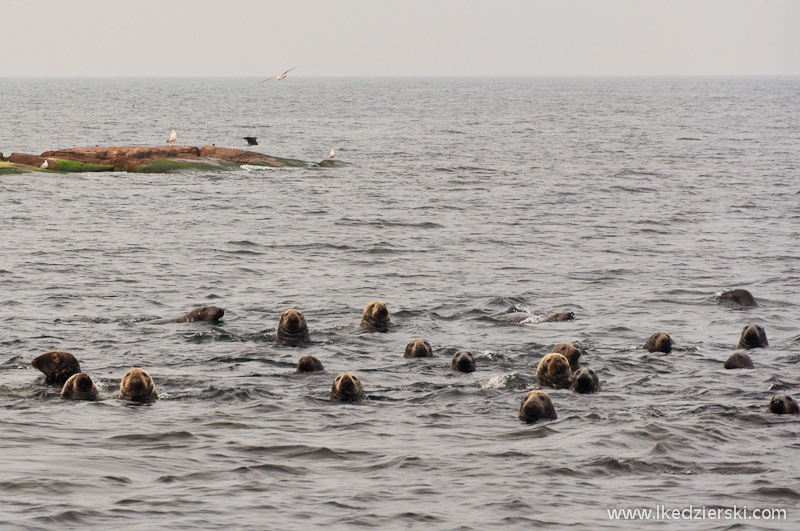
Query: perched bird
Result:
<box><xmin>40</xmin><ymin>159</ymin><xmax>49</xmax><ymax>169</ymax></box>
<box><xmin>167</xmin><ymin>129</ymin><xmax>178</xmax><ymax>144</ymax></box>
<box><xmin>243</xmin><ymin>136</ymin><xmax>259</xmax><ymax>146</ymax></box>
<box><xmin>328</xmin><ymin>148</ymin><xmax>335</xmax><ymax>159</ymax></box>
<box><xmin>260</xmin><ymin>66</ymin><xmax>297</xmax><ymax>83</ymax></box>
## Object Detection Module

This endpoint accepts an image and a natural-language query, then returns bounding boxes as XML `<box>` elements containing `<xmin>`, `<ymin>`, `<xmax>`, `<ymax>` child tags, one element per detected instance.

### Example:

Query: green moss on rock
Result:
<box><xmin>51</xmin><ymin>158</ymin><xmax>115</xmax><ymax>172</ymax></box>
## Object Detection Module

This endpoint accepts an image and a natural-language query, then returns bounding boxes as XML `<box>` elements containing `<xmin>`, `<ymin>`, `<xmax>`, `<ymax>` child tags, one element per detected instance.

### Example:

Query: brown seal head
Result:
<box><xmin>296</xmin><ymin>355</ymin><xmax>324</xmax><ymax>373</ymax></box>
<box><xmin>277</xmin><ymin>309</ymin><xmax>311</xmax><ymax>346</ymax></box>
<box><xmin>31</xmin><ymin>350</ymin><xmax>81</xmax><ymax>385</ymax></box>
<box><xmin>518</xmin><ymin>390</ymin><xmax>557</xmax><ymax>423</ymax></box>
<box><xmin>360</xmin><ymin>300</ymin><xmax>390</xmax><ymax>331</ymax></box>
<box><xmin>119</xmin><ymin>368</ymin><xmax>158</xmax><ymax>402</ymax></box>
<box><xmin>552</xmin><ymin>342</ymin><xmax>581</xmax><ymax>370</ymax></box>
<box><xmin>450</xmin><ymin>351</ymin><xmax>476</xmax><ymax>373</ymax></box>
<box><xmin>719</xmin><ymin>289</ymin><xmax>758</xmax><ymax>307</ymax></box>
<box><xmin>60</xmin><ymin>373</ymin><xmax>99</xmax><ymax>400</ymax></box>
<box><xmin>404</xmin><ymin>339</ymin><xmax>433</xmax><ymax>358</ymax></box>
<box><xmin>723</xmin><ymin>352</ymin><xmax>754</xmax><ymax>370</ymax></box>
<box><xmin>737</xmin><ymin>324</ymin><xmax>768</xmax><ymax>349</ymax></box>
<box><xmin>570</xmin><ymin>368</ymin><xmax>601</xmax><ymax>394</ymax></box>
<box><xmin>644</xmin><ymin>332</ymin><xmax>673</xmax><ymax>353</ymax></box>
<box><xmin>536</xmin><ymin>353</ymin><xmax>572</xmax><ymax>389</ymax></box>
<box><xmin>160</xmin><ymin>305</ymin><xmax>225</xmax><ymax>323</ymax></box>
<box><xmin>329</xmin><ymin>372</ymin><xmax>366</xmax><ymax>402</ymax></box>
<box><xmin>544</xmin><ymin>311</ymin><xmax>574</xmax><ymax>322</ymax></box>
<box><xmin>768</xmin><ymin>394</ymin><xmax>799</xmax><ymax>415</ymax></box>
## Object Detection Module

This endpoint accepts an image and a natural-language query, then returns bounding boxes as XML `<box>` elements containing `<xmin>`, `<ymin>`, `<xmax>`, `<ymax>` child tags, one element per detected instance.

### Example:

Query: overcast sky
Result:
<box><xmin>2</xmin><ymin>0</ymin><xmax>798</xmax><ymax>77</ymax></box>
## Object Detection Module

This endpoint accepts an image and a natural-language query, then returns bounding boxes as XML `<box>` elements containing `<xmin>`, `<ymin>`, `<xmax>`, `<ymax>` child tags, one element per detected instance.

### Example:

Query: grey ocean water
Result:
<box><xmin>1</xmin><ymin>77</ymin><xmax>799</xmax><ymax>529</ymax></box>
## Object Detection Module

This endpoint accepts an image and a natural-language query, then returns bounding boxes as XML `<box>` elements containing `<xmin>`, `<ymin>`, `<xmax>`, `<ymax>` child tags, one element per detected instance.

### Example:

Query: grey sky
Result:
<box><xmin>2</xmin><ymin>0</ymin><xmax>798</xmax><ymax>77</ymax></box>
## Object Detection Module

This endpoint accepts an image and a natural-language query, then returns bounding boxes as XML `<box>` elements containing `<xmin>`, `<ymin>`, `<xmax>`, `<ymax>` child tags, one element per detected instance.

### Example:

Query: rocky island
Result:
<box><xmin>0</xmin><ymin>145</ymin><xmax>345</xmax><ymax>174</ymax></box>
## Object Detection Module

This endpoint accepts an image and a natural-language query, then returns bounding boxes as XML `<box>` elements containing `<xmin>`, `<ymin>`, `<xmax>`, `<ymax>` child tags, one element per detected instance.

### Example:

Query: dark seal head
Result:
<box><xmin>404</xmin><ymin>339</ymin><xmax>433</xmax><ymax>358</ymax></box>
<box><xmin>31</xmin><ymin>350</ymin><xmax>81</xmax><ymax>385</ymax></box>
<box><xmin>737</xmin><ymin>324</ymin><xmax>768</xmax><ymax>349</ymax></box>
<box><xmin>277</xmin><ymin>309</ymin><xmax>311</xmax><ymax>346</ymax></box>
<box><xmin>536</xmin><ymin>353</ymin><xmax>572</xmax><ymax>389</ymax></box>
<box><xmin>570</xmin><ymin>368</ymin><xmax>601</xmax><ymax>394</ymax></box>
<box><xmin>545</xmin><ymin>311</ymin><xmax>574</xmax><ymax>322</ymax></box>
<box><xmin>118</xmin><ymin>368</ymin><xmax>158</xmax><ymax>402</ymax></box>
<box><xmin>518</xmin><ymin>390</ymin><xmax>557</xmax><ymax>423</ymax></box>
<box><xmin>158</xmin><ymin>305</ymin><xmax>224</xmax><ymax>323</ymax></box>
<box><xmin>450</xmin><ymin>351</ymin><xmax>476</xmax><ymax>373</ymax></box>
<box><xmin>296</xmin><ymin>355</ymin><xmax>324</xmax><ymax>373</ymax></box>
<box><xmin>723</xmin><ymin>352</ymin><xmax>754</xmax><ymax>370</ymax></box>
<box><xmin>719</xmin><ymin>289</ymin><xmax>758</xmax><ymax>307</ymax></box>
<box><xmin>644</xmin><ymin>332</ymin><xmax>673</xmax><ymax>353</ymax></box>
<box><xmin>359</xmin><ymin>300</ymin><xmax>390</xmax><ymax>331</ymax></box>
<box><xmin>329</xmin><ymin>372</ymin><xmax>366</xmax><ymax>402</ymax></box>
<box><xmin>552</xmin><ymin>342</ymin><xmax>581</xmax><ymax>370</ymax></box>
<box><xmin>768</xmin><ymin>394</ymin><xmax>799</xmax><ymax>415</ymax></box>
<box><xmin>60</xmin><ymin>373</ymin><xmax>99</xmax><ymax>400</ymax></box>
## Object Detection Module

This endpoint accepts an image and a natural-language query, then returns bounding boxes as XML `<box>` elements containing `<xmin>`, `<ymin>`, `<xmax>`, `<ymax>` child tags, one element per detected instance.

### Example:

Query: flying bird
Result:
<box><xmin>167</xmin><ymin>129</ymin><xmax>178</xmax><ymax>144</ymax></box>
<box><xmin>243</xmin><ymin>137</ymin><xmax>259</xmax><ymax>146</ymax></box>
<box><xmin>328</xmin><ymin>149</ymin><xmax>335</xmax><ymax>159</ymax></box>
<box><xmin>260</xmin><ymin>66</ymin><xmax>297</xmax><ymax>83</ymax></box>
<box><xmin>40</xmin><ymin>159</ymin><xmax>49</xmax><ymax>169</ymax></box>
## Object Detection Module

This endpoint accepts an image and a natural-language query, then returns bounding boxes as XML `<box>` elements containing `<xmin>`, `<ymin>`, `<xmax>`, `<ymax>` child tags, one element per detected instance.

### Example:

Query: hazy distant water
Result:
<box><xmin>1</xmin><ymin>77</ymin><xmax>799</xmax><ymax>529</ymax></box>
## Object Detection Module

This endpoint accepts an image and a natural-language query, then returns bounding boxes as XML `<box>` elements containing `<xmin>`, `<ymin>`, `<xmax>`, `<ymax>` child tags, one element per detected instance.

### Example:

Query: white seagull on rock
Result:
<box><xmin>260</xmin><ymin>66</ymin><xmax>297</xmax><ymax>83</ymax></box>
<box><xmin>328</xmin><ymin>149</ymin><xmax>335</xmax><ymax>159</ymax></box>
<box><xmin>40</xmin><ymin>159</ymin><xmax>49</xmax><ymax>169</ymax></box>
<box><xmin>167</xmin><ymin>129</ymin><xmax>178</xmax><ymax>144</ymax></box>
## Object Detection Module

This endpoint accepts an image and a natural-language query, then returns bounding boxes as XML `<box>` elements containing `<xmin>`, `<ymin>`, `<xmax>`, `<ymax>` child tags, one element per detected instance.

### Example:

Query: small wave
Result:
<box><xmin>483</xmin><ymin>372</ymin><xmax>531</xmax><ymax>390</ymax></box>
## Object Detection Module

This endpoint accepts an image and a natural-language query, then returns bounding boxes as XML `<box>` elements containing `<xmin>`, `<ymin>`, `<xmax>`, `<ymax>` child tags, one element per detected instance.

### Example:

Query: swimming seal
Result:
<box><xmin>359</xmin><ymin>300</ymin><xmax>390</xmax><ymax>331</ymax></box>
<box><xmin>296</xmin><ymin>355</ymin><xmax>324</xmax><ymax>373</ymax></box>
<box><xmin>31</xmin><ymin>350</ymin><xmax>81</xmax><ymax>385</ymax></box>
<box><xmin>552</xmin><ymin>342</ymin><xmax>582</xmax><ymax>370</ymax></box>
<box><xmin>450</xmin><ymin>351</ymin><xmax>476</xmax><ymax>373</ymax></box>
<box><xmin>644</xmin><ymin>332</ymin><xmax>673</xmax><ymax>353</ymax></box>
<box><xmin>60</xmin><ymin>373</ymin><xmax>99</xmax><ymax>400</ymax></box>
<box><xmin>570</xmin><ymin>368</ymin><xmax>601</xmax><ymax>394</ymax></box>
<box><xmin>518</xmin><ymin>390</ymin><xmax>557</xmax><ymax>423</ymax></box>
<box><xmin>719</xmin><ymin>289</ymin><xmax>758</xmax><ymax>307</ymax></box>
<box><xmin>536</xmin><ymin>353</ymin><xmax>572</xmax><ymax>389</ymax></box>
<box><xmin>157</xmin><ymin>305</ymin><xmax>224</xmax><ymax>323</ymax></box>
<box><xmin>118</xmin><ymin>368</ymin><xmax>158</xmax><ymax>402</ymax></box>
<box><xmin>544</xmin><ymin>311</ymin><xmax>574</xmax><ymax>322</ymax></box>
<box><xmin>767</xmin><ymin>394</ymin><xmax>799</xmax><ymax>415</ymax></box>
<box><xmin>329</xmin><ymin>372</ymin><xmax>366</xmax><ymax>402</ymax></box>
<box><xmin>737</xmin><ymin>324</ymin><xmax>768</xmax><ymax>349</ymax></box>
<box><xmin>404</xmin><ymin>339</ymin><xmax>433</xmax><ymax>358</ymax></box>
<box><xmin>277</xmin><ymin>309</ymin><xmax>310</xmax><ymax>346</ymax></box>
<box><xmin>723</xmin><ymin>352</ymin><xmax>754</xmax><ymax>370</ymax></box>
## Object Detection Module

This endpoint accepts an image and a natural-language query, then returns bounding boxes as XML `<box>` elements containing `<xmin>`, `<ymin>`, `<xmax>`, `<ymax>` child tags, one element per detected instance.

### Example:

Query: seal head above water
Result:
<box><xmin>544</xmin><ymin>311</ymin><xmax>574</xmax><ymax>322</ymax></box>
<box><xmin>31</xmin><ymin>350</ymin><xmax>81</xmax><ymax>385</ymax></box>
<box><xmin>329</xmin><ymin>372</ymin><xmax>366</xmax><ymax>402</ymax></box>
<box><xmin>737</xmin><ymin>324</ymin><xmax>768</xmax><ymax>349</ymax></box>
<box><xmin>60</xmin><ymin>373</ymin><xmax>99</xmax><ymax>400</ymax></box>
<box><xmin>404</xmin><ymin>339</ymin><xmax>433</xmax><ymax>358</ymax></box>
<box><xmin>768</xmin><ymin>394</ymin><xmax>799</xmax><ymax>415</ymax></box>
<box><xmin>359</xmin><ymin>300</ymin><xmax>390</xmax><ymax>331</ymax></box>
<box><xmin>118</xmin><ymin>368</ymin><xmax>158</xmax><ymax>402</ymax></box>
<box><xmin>450</xmin><ymin>351</ymin><xmax>476</xmax><ymax>373</ymax></box>
<box><xmin>552</xmin><ymin>342</ymin><xmax>582</xmax><ymax>370</ymax></box>
<box><xmin>518</xmin><ymin>390</ymin><xmax>557</xmax><ymax>423</ymax></box>
<box><xmin>157</xmin><ymin>305</ymin><xmax>224</xmax><ymax>324</ymax></box>
<box><xmin>277</xmin><ymin>309</ymin><xmax>311</xmax><ymax>346</ymax></box>
<box><xmin>723</xmin><ymin>352</ymin><xmax>754</xmax><ymax>370</ymax></box>
<box><xmin>536</xmin><ymin>353</ymin><xmax>572</xmax><ymax>389</ymax></box>
<box><xmin>570</xmin><ymin>368</ymin><xmax>601</xmax><ymax>394</ymax></box>
<box><xmin>718</xmin><ymin>289</ymin><xmax>758</xmax><ymax>307</ymax></box>
<box><xmin>644</xmin><ymin>332</ymin><xmax>673</xmax><ymax>353</ymax></box>
<box><xmin>296</xmin><ymin>355</ymin><xmax>324</xmax><ymax>373</ymax></box>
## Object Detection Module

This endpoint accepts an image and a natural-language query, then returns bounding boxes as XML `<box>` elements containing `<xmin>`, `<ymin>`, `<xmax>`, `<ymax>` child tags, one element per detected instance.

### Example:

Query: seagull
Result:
<box><xmin>328</xmin><ymin>149</ymin><xmax>335</xmax><ymax>159</ymax></box>
<box><xmin>40</xmin><ymin>159</ymin><xmax>49</xmax><ymax>169</ymax></box>
<box><xmin>260</xmin><ymin>66</ymin><xmax>297</xmax><ymax>83</ymax></box>
<box><xmin>243</xmin><ymin>137</ymin><xmax>259</xmax><ymax>146</ymax></box>
<box><xmin>167</xmin><ymin>129</ymin><xmax>178</xmax><ymax>144</ymax></box>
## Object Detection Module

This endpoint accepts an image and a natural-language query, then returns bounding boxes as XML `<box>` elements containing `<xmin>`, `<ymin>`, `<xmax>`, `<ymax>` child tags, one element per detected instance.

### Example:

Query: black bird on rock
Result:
<box><xmin>243</xmin><ymin>137</ymin><xmax>258</xmax><ymax>146</ymax></box>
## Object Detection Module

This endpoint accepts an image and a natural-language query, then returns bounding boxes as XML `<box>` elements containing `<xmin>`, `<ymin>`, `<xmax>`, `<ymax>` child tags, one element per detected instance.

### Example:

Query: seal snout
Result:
<box><xmin>74</xmin><ymin>373</ymin><xmax>94</xmax><ymax>392</ymax></box>
<box><xmin>330</xmin><ymin>372</ymin><xmax>366</xmax><ymax>402</ymax></box>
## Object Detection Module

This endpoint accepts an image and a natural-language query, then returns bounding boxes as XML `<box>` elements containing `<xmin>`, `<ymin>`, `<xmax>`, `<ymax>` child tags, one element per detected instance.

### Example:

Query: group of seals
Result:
<box><xmin>31</xmin><ymin>349</ymin><xmax>157</xmax><ymax>403</ymax></box>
